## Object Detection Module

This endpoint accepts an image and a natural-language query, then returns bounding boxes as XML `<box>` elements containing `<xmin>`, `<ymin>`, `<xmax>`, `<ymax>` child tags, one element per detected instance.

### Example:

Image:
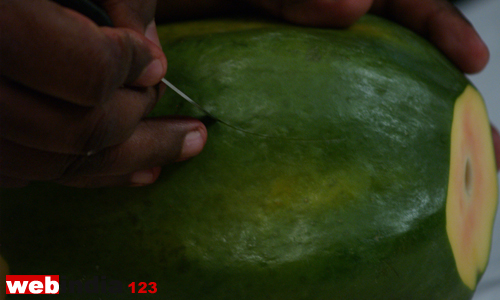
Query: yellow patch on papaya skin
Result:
<box><xmin>157</xmin><ymin>18</ymin><xmax>278</xmax><ymax>44</ymax></box>
<box><xmin>446</xmin><ymin>85</ymin><xmax>498</xmax><ymax>290</ymax></box>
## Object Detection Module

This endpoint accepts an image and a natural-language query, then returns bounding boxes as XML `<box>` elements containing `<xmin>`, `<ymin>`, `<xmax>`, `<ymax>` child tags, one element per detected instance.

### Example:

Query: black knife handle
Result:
<box><xmin>51</xmin><ymin>0</ymin><xmax>113</xmax><ymax>27</ymax></box>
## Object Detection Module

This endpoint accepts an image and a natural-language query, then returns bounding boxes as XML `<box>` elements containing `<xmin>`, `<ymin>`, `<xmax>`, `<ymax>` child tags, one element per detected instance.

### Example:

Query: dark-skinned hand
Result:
<box><xmin>0</xmin><ymin>0</ymin><xmax>207</xmax><ymax>188</ymax></box>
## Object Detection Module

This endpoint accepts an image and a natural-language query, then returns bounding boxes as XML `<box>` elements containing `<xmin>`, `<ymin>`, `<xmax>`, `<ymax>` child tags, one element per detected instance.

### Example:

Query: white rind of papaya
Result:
<box><xmin>446</xmin><ymin>84</ymin><xmax>499</xmax><ymax>290</ymax></box>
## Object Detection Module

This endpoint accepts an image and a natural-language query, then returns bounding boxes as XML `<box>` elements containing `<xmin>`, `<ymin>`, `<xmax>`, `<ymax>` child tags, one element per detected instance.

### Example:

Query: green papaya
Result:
<box><xmin>1</xmin><ymin>15</ymin><xmax>497</xmax><ymax>300</ymax></box>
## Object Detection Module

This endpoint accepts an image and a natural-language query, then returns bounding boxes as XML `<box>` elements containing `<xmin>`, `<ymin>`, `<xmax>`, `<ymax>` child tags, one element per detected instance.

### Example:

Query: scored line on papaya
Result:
<box><xmin>161</xmin><ymin>78</ymin><xmax>345</xmax><ymax>141</ymax></box>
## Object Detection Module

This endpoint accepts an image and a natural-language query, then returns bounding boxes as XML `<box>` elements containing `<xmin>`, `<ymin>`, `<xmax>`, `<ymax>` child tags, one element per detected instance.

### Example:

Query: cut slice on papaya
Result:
<box><xmin>446</xmin><ymin>85</ymin><xmax>499</xmax><ymax>290</ymax></box>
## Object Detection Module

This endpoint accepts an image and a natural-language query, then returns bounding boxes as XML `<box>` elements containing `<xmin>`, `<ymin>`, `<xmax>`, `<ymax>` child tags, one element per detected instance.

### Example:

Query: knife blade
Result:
<box><xmin>160</xmin><ymin>78</ymin><xmax>221</xmax><ymax>121</ymax></box>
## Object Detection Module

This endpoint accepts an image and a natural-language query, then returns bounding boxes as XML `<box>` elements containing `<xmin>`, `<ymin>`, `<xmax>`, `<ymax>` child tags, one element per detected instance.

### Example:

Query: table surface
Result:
<box><xmin>456</xmin><ymin>0</ymin><xmax>500</xmax><ymax>299</ymax></box>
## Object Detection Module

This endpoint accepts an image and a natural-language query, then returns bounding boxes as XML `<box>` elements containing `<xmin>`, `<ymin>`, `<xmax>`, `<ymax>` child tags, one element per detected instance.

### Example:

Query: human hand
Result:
<box><xmin>0</xmin><ymin>0</ymin><xmax>207</xmax><ymax>188</ymax></box>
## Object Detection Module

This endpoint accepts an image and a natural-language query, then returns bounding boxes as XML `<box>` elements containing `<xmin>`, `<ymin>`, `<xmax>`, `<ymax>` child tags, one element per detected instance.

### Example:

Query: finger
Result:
<box><xmin>0</xmin><ymin>117</ymin><xmax>205</xmax><ymax>184</ymax></box>
<box><xmin>370</xmin><ymin>0</ymin><xmax>489</xmax><ymax>73</ymax></box>
<box><xmin>249</xmin><ymin>0</ymin><xmax>372</xmax><ymax>27</ymax></box>
<box><xmin>0</xmin><ymin>78</ymin><xmax>159</xmax><ymax>154</ymax></box>
<box><xmin>100</xmin><ymin>1</ymin><xmax>164</xmax><ymax>61</ymax></box>
<box><xmin>59</xmin><ymin>117</ymin><xmax>207</xmax><ymax>178</ymax></box>
<box><xmin>55</xmin><ymin>167</ymin><xmax>162</xmax><ymax>188</ymax></box>
<box><xmin>492</xmin><ymin>125</ymin><xmax>500</xmax><ymax>172</ymax></box>
<box><xmin>145</xmin><ymin>20</ymin><xmax>162</xmax><ymax>48</ymax></box>
<box><xmin>0</xmin><ymin>0</ymin><xmax>166</xmax><ymax>107</ymax></box>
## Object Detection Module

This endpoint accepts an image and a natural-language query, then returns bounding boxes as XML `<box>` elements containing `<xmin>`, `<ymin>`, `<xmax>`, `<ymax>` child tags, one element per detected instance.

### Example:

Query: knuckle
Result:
<box><xmin>60</xmin><ymin>145</ymin><xmax>121</xmax><ymax>179</ymax></box>
<box><xmin>78</xmin><ymin>108</ymin><xmax>135</xmax><ymax>155</ymax></box>
<box><xmin>57</xmin><ymin>156</ymin><xmax>89</xmax><ymax>182</ymax></box>
<box><xmin>104</xmin><ymin>28</ymin><xmax>153</xmax><ymax>84</ymax></box>
<box><xmin>103</xmin><ymin>29</ymin><xmax>135</xmax><ymax>82</ymax></box>
<box><xmin>87</xmin><ymin>62</ymin><xmax>116</xmax><ymax>105</ymax></box>
<box><xmin>84</xmin><ymin>71</ymin><xmax>114</xmax><ymax>106</ymax></box>
<box><xmin>78</xmin><ymin>108</ymin><xmax>112</xmax><ymax>154</ymax></box>
<box><xmin>71</xmin><ymin>96</ymin><xmax>140</xmax><ymax>157</ymax></box>
<box><xmin>83</xmin><ymin>34</ymin><xmax>128</xmax><ymax>105</ymax></box>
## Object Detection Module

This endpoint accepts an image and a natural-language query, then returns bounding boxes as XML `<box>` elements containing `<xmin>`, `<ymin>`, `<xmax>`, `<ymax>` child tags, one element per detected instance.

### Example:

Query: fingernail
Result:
<box><xmin>136</xmin><ymin>58</ymin><xmax>164</xmax><ymax>87</ymax></box>
<box><xmin>179</xmin><ymin>128</ymin><xmax>206</xmax><ymax>160</ymax></box>
<box><xmin>145</xmin><ymin>20</ymin><xmax>162</xmax><ymax>48</ymax></box>
<box><xmin>130</xmin><ymin>169</ymin><xmax>155</xmax><ymax>186</ymax></box>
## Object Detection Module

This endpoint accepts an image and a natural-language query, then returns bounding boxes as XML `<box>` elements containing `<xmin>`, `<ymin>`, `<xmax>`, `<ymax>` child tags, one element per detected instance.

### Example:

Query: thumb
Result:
<box><xmin>99</xmin><ymin>0</ymin><xmax>166</xmax><ymax>87</ymax></box>
<box><xmin>101</xmin><ymin>26</ymin><xmax>166</xmax><ymax>88</ymax></box>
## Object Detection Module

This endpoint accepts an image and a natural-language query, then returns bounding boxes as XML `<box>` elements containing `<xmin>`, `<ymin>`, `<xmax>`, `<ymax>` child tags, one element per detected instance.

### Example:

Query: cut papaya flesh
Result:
<box><xmin>447</xmin><ymin>85</ymin><xmax>499</xmax><ymax>290</ymax></box>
